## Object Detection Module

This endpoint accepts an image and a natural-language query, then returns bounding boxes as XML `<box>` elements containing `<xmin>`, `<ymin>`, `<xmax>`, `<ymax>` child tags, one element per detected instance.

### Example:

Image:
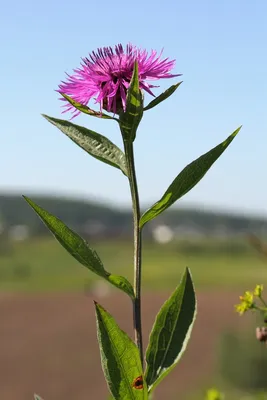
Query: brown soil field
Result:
<box><xmin>0</xmin><ymin>290</ymin><xmax>247</xmax><ymax>400</ymax></box>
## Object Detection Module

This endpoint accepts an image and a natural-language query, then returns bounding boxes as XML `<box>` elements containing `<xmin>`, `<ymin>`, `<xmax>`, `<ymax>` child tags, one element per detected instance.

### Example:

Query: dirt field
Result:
<box><xmin>0</xmin><ymin>290</ymin><xmax>246</xmax><ymax>400</ymax></box>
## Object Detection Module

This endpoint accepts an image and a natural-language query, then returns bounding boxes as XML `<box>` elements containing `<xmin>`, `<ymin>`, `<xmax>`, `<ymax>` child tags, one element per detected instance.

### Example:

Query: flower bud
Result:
<box><xmin>256</xmin><ymin>327</ymin><xmax>267</xmax><ymax>342</ymax></box>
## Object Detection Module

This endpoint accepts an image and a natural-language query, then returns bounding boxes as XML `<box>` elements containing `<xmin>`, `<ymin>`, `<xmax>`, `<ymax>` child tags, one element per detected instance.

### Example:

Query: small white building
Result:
<box><xmin>8</xmin><ymin>225</ymin><xmax>30</xmax><ymax>242</ymax></box>
<box><xmin>152</xmin><ymin>224</ymin><xmax>174</xmax><ymax>244</ymax></box>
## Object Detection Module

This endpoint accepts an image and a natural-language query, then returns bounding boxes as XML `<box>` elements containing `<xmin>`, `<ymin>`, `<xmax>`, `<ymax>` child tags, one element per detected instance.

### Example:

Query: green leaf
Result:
<box><xmin>108</xmin><ymin>275</ymin><xmax>134</xmax><ymax>298</ymax></box>
<box><xmin>60</xmin><ymin>93</ymin><xmax>118</xmax><ymax>121</ymax></box>
<box><xmin>95</xmin><ymin>302</ymin><xmax>148</xmax><ymax>400</ymax></box>
<box><xmin>34</xmin><ymin>395</ymin><xmax>43</xmax><ymax>400</ymax></box>
<box><xmin>43</xmin><ymin>115</ymin><xmax>128</xmax><ymax>176</ymax></box>
<box><xmin>119</xmin><ymin>61</ymin><xmax>144</xmax><ymax>142</ymax></box>
<box><xmin>24</xmin><ymin>197</ymin><xmax>134</xmax><ymax>299</ymax></box>
<box><xmin>145</xmin><ymin>268</ymin><xmax>196</xmax><ymax>393</ymax></box>
<box><xmin>143</xmin><ymin>82</ymin><xmax>182</xmax><ymax>111</ymax></box>
<box><xmin>140</xmin><ymin>126</ymin><xmax>241</xmax><ymax>227</ymax></box>
<box><xmin>107</xmin><ymin>391</ymin><xmax>152</xmax><ymax>400</ymax></box>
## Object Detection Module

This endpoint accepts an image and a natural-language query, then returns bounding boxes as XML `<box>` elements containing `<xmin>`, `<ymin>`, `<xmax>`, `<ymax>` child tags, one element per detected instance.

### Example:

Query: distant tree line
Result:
<box><xmin>0</xmin><ymin>193</ymin><xmax>266</xmax><ymax>239</ymax></box>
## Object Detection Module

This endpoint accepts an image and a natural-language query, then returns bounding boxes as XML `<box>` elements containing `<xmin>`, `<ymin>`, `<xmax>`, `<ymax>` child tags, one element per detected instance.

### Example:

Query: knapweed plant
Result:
<box><xmin>25</xmin><ymin>43</ymin><xmax>241</xmax><ymax>400</ymax></box>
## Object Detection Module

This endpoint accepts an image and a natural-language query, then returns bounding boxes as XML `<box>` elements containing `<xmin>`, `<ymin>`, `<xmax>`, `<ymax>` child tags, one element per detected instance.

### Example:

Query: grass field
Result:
<box><xmin>0</xmin><ymin>236</ymin><xmax>265</xmax><ymax>292</ymax></box>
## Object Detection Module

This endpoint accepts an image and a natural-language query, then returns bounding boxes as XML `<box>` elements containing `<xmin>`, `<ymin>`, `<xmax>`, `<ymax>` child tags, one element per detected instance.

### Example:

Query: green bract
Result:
<box><xmin>59</xmin><ymin>93</ymin><xmax>118</xmax><ymax>120</ymax></box>
<box><xmin>119</xmin><ymin>62</ymin><xmax>144</xmax><ymax>142</ymax></box>
<box><xmin>143</xmin><ymin>82</ymin><xmax>182</xmax><ymax>111</ymax></box>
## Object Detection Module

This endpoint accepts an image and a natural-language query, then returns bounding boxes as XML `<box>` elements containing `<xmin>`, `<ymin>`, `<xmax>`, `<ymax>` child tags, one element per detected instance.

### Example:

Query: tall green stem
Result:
<box><xmin>124</xmin><ymin>139</ymin><xmax>144</xmax><ymax>367</ymax></box>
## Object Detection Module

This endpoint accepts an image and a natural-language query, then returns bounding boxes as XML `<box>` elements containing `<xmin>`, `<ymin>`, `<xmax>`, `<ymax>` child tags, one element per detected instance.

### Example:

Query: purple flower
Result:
<box><xmin>58</xmin><ymin>44</ymin><xmax>181</xmax><ymax>118</ymax></box>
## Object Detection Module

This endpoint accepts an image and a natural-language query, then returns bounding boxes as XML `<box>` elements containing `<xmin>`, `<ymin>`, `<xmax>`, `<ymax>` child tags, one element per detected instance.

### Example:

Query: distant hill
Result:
<box><xmin>0</xmin><ymin>193</ymin><xmax>266</xmax><ymax>239</ymax></box>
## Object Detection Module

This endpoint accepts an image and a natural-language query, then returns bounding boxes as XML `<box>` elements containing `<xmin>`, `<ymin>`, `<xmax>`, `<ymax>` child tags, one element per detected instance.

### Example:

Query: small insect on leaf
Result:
<box><xmin>132</xmin><ymin>376</ymin><xmax>144</xmax><ymax>390</ymax></box>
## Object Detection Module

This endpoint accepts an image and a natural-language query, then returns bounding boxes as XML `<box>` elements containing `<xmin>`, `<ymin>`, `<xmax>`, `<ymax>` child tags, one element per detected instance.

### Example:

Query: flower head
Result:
<box><xmin>58</xmin><ymin>43</ymin><xmax>180</xmax><ymax>117</ymax></box>
<box><xmin>235</xmin><ymin>290</ymin><xmax>255</xmax><ymax>315</ymax></box>
<box><xmin>205</xmin><ymin>388</ymin><xmax>224</xmax><ymax>400</ymax></box>
<box><xmin>254</xmin><ymin>284</ymin><xmax>263</xmax><ymax>297</ymax></box>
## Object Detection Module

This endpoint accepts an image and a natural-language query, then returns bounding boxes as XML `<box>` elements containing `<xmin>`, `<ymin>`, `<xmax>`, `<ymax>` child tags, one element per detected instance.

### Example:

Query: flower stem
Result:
<box><xmin>123</xmin><ymin>139</ymin><xmax>144</xmax><ymax>367</ymax></box>
<box><xmin>259</xmin><ymin>295</ymin><xmax>267</xmax><ymax>308</ymax></box>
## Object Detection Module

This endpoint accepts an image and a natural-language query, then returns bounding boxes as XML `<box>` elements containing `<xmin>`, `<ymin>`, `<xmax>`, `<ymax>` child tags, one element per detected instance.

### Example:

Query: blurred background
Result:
<box><xmin>1</xmin><ymin>0</ymin><xmax>267</xmax><ymax>399</ymax></box>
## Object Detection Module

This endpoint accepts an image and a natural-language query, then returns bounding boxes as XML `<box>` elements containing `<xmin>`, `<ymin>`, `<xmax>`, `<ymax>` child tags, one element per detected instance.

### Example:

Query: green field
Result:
<box><xmin>0</xmin><ymin>237</ymin><xmax>265</xmax><ymax>292</ymax></box>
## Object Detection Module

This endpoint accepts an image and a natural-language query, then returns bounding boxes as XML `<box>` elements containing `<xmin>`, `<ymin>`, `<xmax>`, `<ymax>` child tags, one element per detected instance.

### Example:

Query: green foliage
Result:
<box><xmin>143</xmin><ymin>82</ymin><xmax>182</xmax><ymax>111</ymax></box>
<box><xmin>219</xmin><ymin>330</ymin><xmax>267</xmax><ymax>392</ymax></box>
<box><xmin>43</xmin><ymin>115</ymin><xmax>128</xmax><ymax>176</ymax></box>
<box><xmin>34</xmin><ymin>395</ymin><xmax>43</xmax><ymax>400</ymax></box>
<box><xmin>59</xmin><ymin>93</ymin><xmax>118</xmax><ymax>120</ymax></box>
<box><xmin>24</xmin><ymin>197</ymin><xmax>134</xmax><ymax>299</ymax></box>
<box><xmin>119</xmin><ymin>62</ymin><xmax>144</xmax><ymax>142</ymax></box>
<box><xmin>140</xmin><ymin>127</ymin><xmax>241</xmax><ymax>227</ymax></box>
<box><xmin>145</xmin><ymin>268</ymin><xmax>196</xmax><ymax>393</ymax></box>
<box><xmin>95</xmin><ymin>302</ymin><xmax>148</xmax><ymax>400</ymax></box>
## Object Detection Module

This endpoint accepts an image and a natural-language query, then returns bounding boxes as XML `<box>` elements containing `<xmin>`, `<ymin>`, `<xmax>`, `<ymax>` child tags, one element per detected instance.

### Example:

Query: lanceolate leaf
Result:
<box><xmin>119</xmin><ymin>61</ymin><xmax>144</xmax><ymax>142</ymax></box>
<box><xmin>95</xmin><ymin>302</ymin><xmax>148</xmax><ymax>400</ymax></box>
<box><xmin>43</xmin><ymin>115</ymin><xmax>128</xmax><ymax>176</ymax></box>
<box><xmin>34</xmin><ymin>395</ymin><xmax>43</xmax><ymax>400</ymax></box>
<box><xmin>145</xmin><ymin>268</ymin><xmax>196</xmax><ymax>392</ymax></box>
<box><xmin>60</xmin><ymin>93</ymin><xmax>118</xmax><ymax>121</ymax></box>
<box><xmin>140</xmin><ymin>127</ymin><xmax>241</xmax><ymax>227</ymax></box>
<box><xmin>144</xmin><ymin>82</ymin><xmax>182</xmax><ymax>111</ymax></box>
<box><xmin>24</xmin><ymin>197</ymin><xmax>134</xmax><ymax>299</ymax></box>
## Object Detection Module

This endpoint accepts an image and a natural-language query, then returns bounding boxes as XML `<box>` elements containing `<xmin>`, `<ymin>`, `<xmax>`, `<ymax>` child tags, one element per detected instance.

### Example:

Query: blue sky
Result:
<box><xmin>1</xmin><ymin>0</ymin><xmax>266</xmax><ymax>216</ymax></box>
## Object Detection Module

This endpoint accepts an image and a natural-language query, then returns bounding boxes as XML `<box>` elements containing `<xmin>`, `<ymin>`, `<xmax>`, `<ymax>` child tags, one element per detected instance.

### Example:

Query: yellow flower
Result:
<box><xmin>254</xmin><ymin>284</ymin><xmax>263</xmax><ymax>297</ymax></box>
<box><xmin>235</xmin><ymin>302</ymin><xmax>248</xmax><ymax>315</ymax></box>
<box><xmin>240</xmin><ymin>291</ymin><xmax>254</xmax><ymax>304</ymax></box>
<box><xmin>235</xmin><ymin>291</ymin><xmax>254</xmax><ymax>315</ymax></box>
<box><xmin>205</xmin><ymin>388</ymin><xmax>224</xmax><ymax>400</ymax></box>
